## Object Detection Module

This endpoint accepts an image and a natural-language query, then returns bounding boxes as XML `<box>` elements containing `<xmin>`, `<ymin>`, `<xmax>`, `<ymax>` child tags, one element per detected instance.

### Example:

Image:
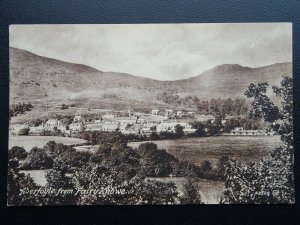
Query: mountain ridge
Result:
<box><xmin>9</xmin><ymin>47</ymin><xmax>292</xmax><ymax>105</ymax></box>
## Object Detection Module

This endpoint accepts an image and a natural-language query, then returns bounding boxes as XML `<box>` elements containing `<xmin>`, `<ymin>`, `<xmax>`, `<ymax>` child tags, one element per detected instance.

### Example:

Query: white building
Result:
<box><xmin>28</xmin><ymin>124</ymin><xmax>45</xmax><ymax>135</ymax></box>
<box><xmin>102</xmin><ymin>121</ymin><xmax>120</xmax><ymax>132</ymax></box>
<box><xmin>43</xmin><ymin>119</ymin><xmax>67</xmax><ymax>131</ymax></box>
<box><xmin>176</xmin><ymin>111</ymin><xmax>184</xmax><ymax>117</ymax></box>
<box><xmin>183</xmin><ymin>128</ymin><xmax>197</xmax><ymax>134</ymax></box>
<box><xmin>165</xmin><ymin>109</ymin><xmax>173</xmax><ymax>117</ymax></box>
<box><xmin>85</xmin><ymin>123</ymin><xmax>102</xmax><ymax>131</ymax></box>
<box><xmin>94</xmin><ymin>119</ymin><xmax>102</xmax><ymax>124</ymax></box>
<box><xmin>151</xmin><ymin>109</ymin><xmax>160</xmax><ymax>115</ymax></box>
<box><xmin>186</xmin><ymin>111</ymin><xmax>195</xmax><ymax>116</ymax></box>
<box><xmin>69</xmin><ymin>122</ymin><xmax>84</xmax><ymax>132</ymax></box>
<box><xmin>73</xmin><ymin>115</ymin><xmax>85</xmax><ymax>123</ymax></box>
<box><xmin>116</xmin><ymin>117</ymin><xmax>137</xmax><ymax>125</ymax></box>
<box><xmin>102</xmin><ymin>114</ymin><xmax>115</xmax><ymax>120</ymax></box>
<box><xmin>157</xmin><ymin>122</ymin><xmax>177</xmax><ymax>133</ymax></box>
<box><xmin>157</xmin><ymin>122</ymin><xmax>192</xmax><ymax>133</ymax></box>
<box><xmin>195</xmin><ymin>114</ymin><xmax>215</xmax><ymax>122</ymax></box>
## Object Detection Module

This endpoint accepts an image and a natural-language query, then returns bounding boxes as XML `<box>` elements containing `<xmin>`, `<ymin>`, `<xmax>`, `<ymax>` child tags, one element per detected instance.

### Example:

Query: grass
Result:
<box><xmin>20</xmin><ymin>169</ymin><xmax>48</xmax><ymax>186</ymax></box>
<box><xmin>128</xmin><ymin>136</ymin><xmax>281</xmax><ymax>166</ymax></box>
<box><xmin>9</xmin><ymin>136</ymin><xmax>87</xmax><ymax>152</ymax></box>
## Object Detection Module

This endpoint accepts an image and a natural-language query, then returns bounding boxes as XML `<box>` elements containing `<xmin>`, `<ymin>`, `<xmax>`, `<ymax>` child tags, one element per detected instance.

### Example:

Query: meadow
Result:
<box><xmin>9</xmin><ymin>136</ymin><xmax>87</xmax><ymax>151</ymax></box>
<box><xmin>128</xmin><ymin>135</ymin><xmax>281</xmax><ymax>167</ymax></box>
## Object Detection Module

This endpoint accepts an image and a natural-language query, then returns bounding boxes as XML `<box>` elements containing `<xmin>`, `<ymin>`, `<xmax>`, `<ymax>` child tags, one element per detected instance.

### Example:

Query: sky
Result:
<box><xmin>10</xmin><ymin>23</ymin><xmax>292</xmax><ymax>81</ymax></box>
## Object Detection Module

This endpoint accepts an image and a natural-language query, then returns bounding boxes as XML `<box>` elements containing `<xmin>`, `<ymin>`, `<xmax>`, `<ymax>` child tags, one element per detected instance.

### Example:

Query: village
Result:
<box><xmin>9</xmin><ymin>108</ymin><xmax>273</xmax><ymax>137</ymax></box>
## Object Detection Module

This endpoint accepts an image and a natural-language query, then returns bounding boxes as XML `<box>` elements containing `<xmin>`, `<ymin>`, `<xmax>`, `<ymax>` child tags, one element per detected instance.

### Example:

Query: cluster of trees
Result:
<box><xmin>157</xmin><ymin>92</ymin><xmax>249</xmax><ymax>115</ymax></box>
<box><xmin>9</xmin><ymin>138</ymin><xmax>212</xmax><ymax>205</ymax></box>
<box><xmin>60</xmin><ymin>104</ymin><xmax>69</xmax><ymax>110</ymax></box>
<box><xmin>8</xmin><ymin>129</ymin><xmax>234</xmax><ymax>205</ymax></box>
<box><xmin>194</xmin><ymin>97</ymin><xmax>249</xmax><ymax>116</ymax></box>
<box><xmin>222</xmin><ymin>117</ymin><xmax>267</xmax><ymax>133</ymax></box>
<box><xmin>39</xmin><ymin>128</ymin><xmax>66</xmax><ymax>137</ymax></box>
<box><xmin>9</xmin><ymin>103</ymin><xmax>33</xmax><ymax>117</ymax></box>
<box><xmin>222</xmin><ymin>77</ymin><xmax>294</xmax><ymax>204</ymax></box>
<box><xmin>8</xmin><ymin>146</ymin><xmax>28</xmax><ymax>161</ymax></box>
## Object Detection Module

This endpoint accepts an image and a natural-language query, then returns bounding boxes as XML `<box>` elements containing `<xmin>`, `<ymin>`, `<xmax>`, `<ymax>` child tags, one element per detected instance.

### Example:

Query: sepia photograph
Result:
<box><xmin>8</xmin><ymin>23</ymin><xmax>294</xmax><ymax>206</ymax></box>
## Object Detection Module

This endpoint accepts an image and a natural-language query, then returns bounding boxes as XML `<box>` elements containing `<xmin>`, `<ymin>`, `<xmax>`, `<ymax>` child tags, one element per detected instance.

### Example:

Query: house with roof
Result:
<box><xmin>176</xmin><ymin>111</ymin><xmax>184</xmax><ymax>117</ymax></box>
<box><xmin>195</xmin><ymin>114</ymin><xmax>215</xmax><ymax>122</ymax></box>
<box><xmin>69</xmin><ymin>122</ymin><xmax>84</xmax><ymax>132</ymax></box>
<box><xmin>116</xmin><ymin>117</ymin><xmax>137</xmax><ymax>125</ymax></box>
<box><xmin>44</xmin><ymin>119</ymin><xmax>67</xmax><ymax>132</ymax></box>
<box><xmin>186</xmin><ymin>111</ymin><xmax>195</xmax><ymax>117</ymax></box>
<box><xmin>102</xmin><ymin>114</ymin><xmax>115</xmax><ymax>120</ymax></box>
<box><xmin>165</xmin><ymin>109</ymin><xmax>173</xmax><ymax>117</ymax></box>
<box><xmin>85</xmin><ymin>123</ymin><xmax>102</xmax><ymax>131</ymax></box>
<box><xmin>120</xmin><ymin>124</ymin><xmax>141</xmax><ymax>135</ymax></box>
<box><xmin>151</xmin><ymin>109</ymin><xmax>160</xmax><ymax>115</ymax></box>
<box><xmin>183</xmin><ymin>128</ymin><xmax>197</xmax><ymax>134</ymax></box>
<box><xmin>73</xmin><ymin>115</ymin><xmax>85</xmax><ymax>123</ymax></box>
<box><xmin>102</xmin><ymin>121</ymin><xmax>120</xmax><ymax>132</ymax></box>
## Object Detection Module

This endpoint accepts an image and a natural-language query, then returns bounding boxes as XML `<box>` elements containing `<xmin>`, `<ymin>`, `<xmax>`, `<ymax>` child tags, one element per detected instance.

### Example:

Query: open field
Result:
<box><xmin>9</xmin><ymin>136</ymin><xmax>87</xmax><ymax>151</ymax></box>
<box><xmin>128</xmin><ymin>136</ymin><xmax>281</xmax><ymax>166</ymax></box>
<box><xmin>20</xmin><ymin>170</ymin><xmax>48</xmax><ymax>186</ymax></box>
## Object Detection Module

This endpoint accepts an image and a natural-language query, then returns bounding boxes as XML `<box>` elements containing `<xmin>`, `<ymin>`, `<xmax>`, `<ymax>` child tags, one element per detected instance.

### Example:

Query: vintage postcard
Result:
<box><xmin>8</xmin><ymin>23</ymin><xmax>294</xmax><ymax>206</ymax></box>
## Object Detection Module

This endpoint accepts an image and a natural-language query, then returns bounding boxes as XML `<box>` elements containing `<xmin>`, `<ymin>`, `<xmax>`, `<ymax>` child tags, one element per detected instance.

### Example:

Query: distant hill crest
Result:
<box><xmin>9</xmin><ymin>47</ymin><xmax>292</xmax><ymax>103</ymax></box>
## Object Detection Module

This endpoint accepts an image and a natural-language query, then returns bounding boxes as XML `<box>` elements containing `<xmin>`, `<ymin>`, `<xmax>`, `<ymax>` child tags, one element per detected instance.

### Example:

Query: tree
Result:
<box><xmin>30</xmin><ymin>118</ymin><xmax>43</xmax><ymax>127</ymax></box>
<box><xmin>217</xmin><ymin>156</ymin><xmax>229</xmax><ymax>180</ymax></box>
<box><xmin>200</xmin><ymin>160</ymin><xmax>212</xmax><ymax>173</ymax></box>
<box><xmin>7</xmin><ymin>159</ymin><xmax>39</xmax><ymax>206</ymax></box>
<box><xmin>244</xmin><ymin>82</ymin><xmax>280</xmax><ymax>123</ymax></box>
<box><xmin>136</xmin><ymin>143</ymin><xmax>178</xmax><ymax>177</ymax></box>
<box><xmin>18</xmin><ymin>127</ymin><xmax>29</xmax><ymax>136</ymax></box>
<box><xmin>61</xmin><ymin>104</ymin><xmax>69</xmax><ymax>110</ymax></box>
<box><xmin>174</xmin><ymin>124</ymin><xmax>184</xmax><ymax>137</ymax></box>
<box><xmin>191</xmin><ymin>121</ymin><xmax>207</xmax><ymax>137</ymax></box>
<box><xmin>22</xmin><ymin>147</ymin><xmax>54</xmax><ymax>169</ymax></box>
<box><xmin>205</xmin><ymin>117</ymin><xmax>223</xmax><ymax>136</ymax></box>
<box><xmin>223</xmin><ymin>77</ymin><xmax>294</xmax><ymax>203</ymax></box>
<box><xmin>179</xmin><ymin>178</ymin><xmax>202</xmax><ymax>204</ymax></box>
<box><xmin>42</xmin><ymin>168</ymin><xmax>77</xmax><ymax>205</ymax></box>
<box><xmin>9</xmin><ymin>146</ymin><xmax>28</xmax><ymax>160</ymax></box>
<box><xmin>150</xmin><ymin>132</ymin><xmax>160</xmax><ymax>140</ymax></box>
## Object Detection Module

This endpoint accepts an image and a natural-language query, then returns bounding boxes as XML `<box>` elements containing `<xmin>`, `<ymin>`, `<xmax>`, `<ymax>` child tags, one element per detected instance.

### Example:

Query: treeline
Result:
<box><xmin>157</xmin><ymin>92</ymin><xmax>249</xmax><ymax>115</ymax></box>
<box><xmin>9</xmin><ymin>103</ymin><xmax>33</xmax><ymax>117</ymax></box>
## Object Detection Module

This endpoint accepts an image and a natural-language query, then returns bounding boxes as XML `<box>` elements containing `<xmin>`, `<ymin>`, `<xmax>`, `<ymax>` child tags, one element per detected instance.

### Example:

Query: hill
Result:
<box><xmin>10</xmin><ymin>47</ymin><xmax>292</xmax><ymax>108</ymax></box>
<box><xmin>172</xmin><ymin>63</ymin><xmax>292</xmax><ymax>99</ymax></box>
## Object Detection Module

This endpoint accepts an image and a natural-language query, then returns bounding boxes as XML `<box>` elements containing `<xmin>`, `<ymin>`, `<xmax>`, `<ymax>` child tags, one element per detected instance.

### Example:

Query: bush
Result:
<box><xmin>61</xmin><ymin>104</ymin><xmax>69</xmax><ymax>110</ymax></box>
<box><xmin>9</xmin><ymin>103</ymin><xmax>33</xmax><ymax>117</ymax></box>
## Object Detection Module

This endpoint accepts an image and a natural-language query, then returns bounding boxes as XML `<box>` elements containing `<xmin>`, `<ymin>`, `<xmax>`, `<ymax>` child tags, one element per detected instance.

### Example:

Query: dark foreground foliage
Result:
<box><xmin>8</xmin><ymin>136</ymin><xmax>217</xmax><ymax>205</ymax></box>
<box><xmin>222</xmin><ymin>77</ymin><xmax>294</xmax><ymax>204</ymax></box>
